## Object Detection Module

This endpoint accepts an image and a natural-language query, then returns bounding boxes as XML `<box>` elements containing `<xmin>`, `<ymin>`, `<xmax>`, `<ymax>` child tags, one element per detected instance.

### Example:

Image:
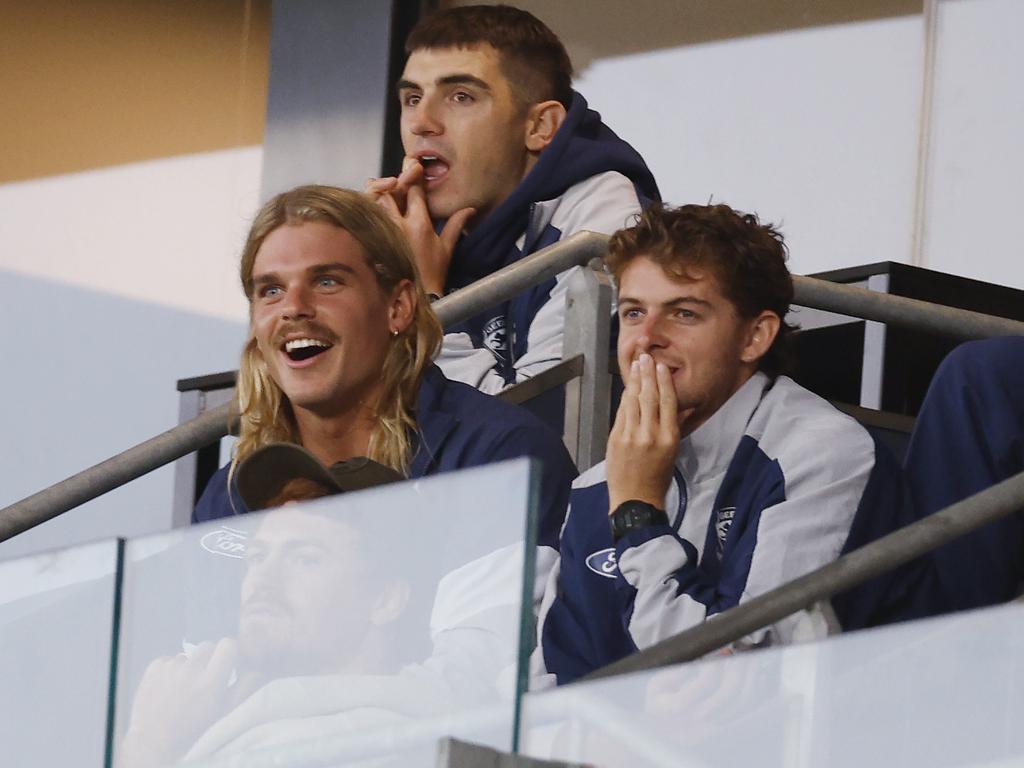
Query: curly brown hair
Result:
<box><xmin>607</xmin><ymin>203</ymin><xmax>797</xmax><ymax>377</ymax></box>
<box><xmin>406</xmin><ymin>4</ymin><xmax>573</xmax><ymax>109</ymax></box>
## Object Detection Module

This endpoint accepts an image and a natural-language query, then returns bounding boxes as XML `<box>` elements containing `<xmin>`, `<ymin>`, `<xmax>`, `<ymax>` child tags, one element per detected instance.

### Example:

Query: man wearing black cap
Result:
<box><xmin>236</xmin><ymin>442</ymin><xmax>406</xmax><ymax>510</ymax></box>
<box><xmin>120</xmin><ymin>446</ymin><xmax>424</xmax><ymax>765</ymax></box>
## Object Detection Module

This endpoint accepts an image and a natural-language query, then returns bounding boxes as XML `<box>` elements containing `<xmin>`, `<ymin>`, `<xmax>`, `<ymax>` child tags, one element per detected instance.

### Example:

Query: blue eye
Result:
<box><xmin>259</xmin><ymin>285</ymin><xmax>281</xmax><ymax>299</ymax></box>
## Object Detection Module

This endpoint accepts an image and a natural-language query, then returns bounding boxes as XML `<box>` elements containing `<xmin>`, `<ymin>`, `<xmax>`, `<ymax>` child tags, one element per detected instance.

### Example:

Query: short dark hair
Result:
<box><xmin>607</xmin><ymin>203</ymin><xmax>797</xmax><ymax>377</ymax></box>
<box><xmin>405</xmin><ymin>4</ymin><xmax>574</xmax><ymax>109</ymax></box>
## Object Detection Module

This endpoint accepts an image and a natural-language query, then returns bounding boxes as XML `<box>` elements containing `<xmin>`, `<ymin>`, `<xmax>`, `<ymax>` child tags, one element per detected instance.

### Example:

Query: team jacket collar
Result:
<box><xmin>678</xmin><ymin>372</ymin><xmax>771</xmax><ymax>482</ymax></box>
<box><xmin>409</xmin><ymin>365</ymin><xmax>460</xmax><ymax>477</ymax></box>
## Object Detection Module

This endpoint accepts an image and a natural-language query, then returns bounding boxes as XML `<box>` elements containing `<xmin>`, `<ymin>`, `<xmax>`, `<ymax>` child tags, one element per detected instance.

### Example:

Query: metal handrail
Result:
<box><xmin>0</xmin><ymin>404</ymin><xmax>239</xmax><ymax>542</ymax></box>
<box><xmin>3</xmin><ymin>229</ymin><xmax>1023</xmax><ymax>541</ymax></box>
<box><xmin>584</xmin><ymin>468</ymin><xmax>1024</xmax><ymax>681</ymax></box>
<box><xmin>430</xmin><ymin>230</ymin><xmax>608</xmax><ymax>324</ymax></box>
<box><xmin>792</xmin><ymin>275</ymin><xmax>1024</xmax><ymax>340</ymax></box>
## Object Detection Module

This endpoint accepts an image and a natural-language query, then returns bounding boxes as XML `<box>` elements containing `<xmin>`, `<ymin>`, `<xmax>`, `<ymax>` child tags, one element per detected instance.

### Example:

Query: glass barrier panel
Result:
<box><xmin>112</xmin><ymin>458</ymin><xmax>539</xmax><ymax>767</ymax></box>
<box><xmin>519</xmin><ymin>600</ymin><xmax>1024</xmax><ymax>767</ymax></box>
<box><xmin>0</xmin><ymin>538</ymin><xmax>122</xmax><ymax>768</ymax></box>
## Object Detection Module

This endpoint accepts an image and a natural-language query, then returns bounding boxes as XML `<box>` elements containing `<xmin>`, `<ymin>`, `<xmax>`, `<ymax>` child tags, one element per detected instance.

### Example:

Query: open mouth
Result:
<box><xmin>241</xmin><ymin>599</ymin><xmax>289</xmax><ymax>621</ymax></box>
<box><xmin>416</xmin><ymin>153</ymin><xmax>450</xmax><ymax>183</ymax></box>
<box><xmin>282</xmin><ymin>338</ymin><xmax>333</xmax><ymax>362</ymax></box>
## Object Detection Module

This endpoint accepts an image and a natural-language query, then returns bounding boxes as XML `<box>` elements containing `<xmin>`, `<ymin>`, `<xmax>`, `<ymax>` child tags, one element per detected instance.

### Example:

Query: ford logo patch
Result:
<box><xmin>585</xmin><ymin>547</ymin><xmax>618</xmax><ymax>579</ymax></box>
<box><xmin>200</xmin><ymin>526</ymin><xmax>247</xmax><ymax>559</ymax></box>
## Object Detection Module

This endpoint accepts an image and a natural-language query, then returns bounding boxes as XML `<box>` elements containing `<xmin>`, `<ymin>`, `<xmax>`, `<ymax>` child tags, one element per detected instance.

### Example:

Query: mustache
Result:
<box><xmin>272</xmin><ymin>321</ymin><xmax>338</xmax><ymax>348</ymax></box>
<box><xmin>241</xmin><ymin>588</ymin><xmax>290</xmax><ymax>616</ymax></box>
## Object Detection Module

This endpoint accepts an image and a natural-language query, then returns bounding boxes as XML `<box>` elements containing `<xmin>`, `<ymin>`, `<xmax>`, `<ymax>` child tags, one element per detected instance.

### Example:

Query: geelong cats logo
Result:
<box><xmin>715</xmin><ymin>507</ymin><xmax>736</xmax><ymax>558</ymax></box>
<box><xmin>482</xmin><ymin>316</ymin><xmax>507</xmax><ymax>359</ymax></box>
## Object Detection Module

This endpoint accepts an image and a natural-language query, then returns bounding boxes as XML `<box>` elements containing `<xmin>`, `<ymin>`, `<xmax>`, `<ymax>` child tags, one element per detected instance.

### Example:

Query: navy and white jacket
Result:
<box><xmin>533</xmin><ymin>373</ymin><xmax>904</xmax><ymax>685</ymax></box>
<box><xmin>194</xmin><ymin>366</ymin><xmax>578</xmax><ymax>565</ymax></box>
<box><xmin>437</xmin><ymin>92</ymin><xmax>660</xmax><ymax>394</ymax></box>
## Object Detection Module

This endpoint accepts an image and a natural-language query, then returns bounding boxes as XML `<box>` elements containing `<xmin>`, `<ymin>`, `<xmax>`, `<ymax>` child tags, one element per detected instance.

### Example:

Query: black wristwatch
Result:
<box><xmin>609</xmin><ymin>500</ymin><xmax>669</xmax><ymax>542</ymax></box>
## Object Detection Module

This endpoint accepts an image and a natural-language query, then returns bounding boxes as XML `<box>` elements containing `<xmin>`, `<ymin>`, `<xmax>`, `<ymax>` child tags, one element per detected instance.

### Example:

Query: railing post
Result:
<box><xmin>561</xmin><ymin>267</ymin><xmax>613</xmax><ymax>472</ymax></box>
<box><xmin>859</xmin><ymin>273</ymin><xmax>890</xmax><ymax>409</ymax></box>
<box><xmin>171</xmin><ymin>385</ymin><xmax>237</xmax><ymax>525</ymax></box>
<box><xmin>171</xmin><ymin>389</ymin><xmax>205</xmax><ymax>528</ymax></box>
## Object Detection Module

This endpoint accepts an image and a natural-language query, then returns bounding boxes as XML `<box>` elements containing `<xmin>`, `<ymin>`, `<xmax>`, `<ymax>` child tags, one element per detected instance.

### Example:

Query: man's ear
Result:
<box><xmin>525</xmin><ymin>100</ymin><xmax>567</xmax><ymax>153</ymax></box>
<box><xmin>370</xmin><ymin>580</ymin><xmax>410</xmax><ymax>626</ymax></box>
<box><xmin>740</xmin><ymin>311</ymin><xmax>781</xmax><ymax>365</ymax></box>
<box><xmin>388</xmin><ymin>279</ymin><xmax>416</xmax><ymax>335</ymax></box>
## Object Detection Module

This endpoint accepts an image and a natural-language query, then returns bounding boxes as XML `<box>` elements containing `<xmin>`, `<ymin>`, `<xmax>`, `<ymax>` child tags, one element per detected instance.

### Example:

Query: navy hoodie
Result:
<box><xmin>440</xmin><ymin>92</ymin><xmax>660</xmax><ymax>387</ymax></box>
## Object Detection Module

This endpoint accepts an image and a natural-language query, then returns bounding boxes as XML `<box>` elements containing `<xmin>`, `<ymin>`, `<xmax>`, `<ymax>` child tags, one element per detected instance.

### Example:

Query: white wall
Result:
<box><xmin>576</xmin><ymin>1</ymin><xmax>1024</xmax><ymax>290</ymax></box>
<box><xmin>0</xmin><ymin>147</ymin><xmax>261</xmax><ymax>561</ymax></box>
<box><xmin>576</xmin><ymin>16</ymin><xmax>925</xmax><ymax>277</ymax></box>
<box><xmin>921</xmin><ymin>0</ymin><xmax>1024</xmax><ymax>289</ymax></box>
<box><xmin>0</xmin><ymin>148</ymin><xmax>258</xmax><ymax>322</ymax></box>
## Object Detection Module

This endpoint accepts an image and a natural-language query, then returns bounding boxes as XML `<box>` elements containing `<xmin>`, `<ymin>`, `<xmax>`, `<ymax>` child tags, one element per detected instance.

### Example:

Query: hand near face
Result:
<box><xmin>364</xmin><ymin>156</ymin><xmax>422</xmax><ymax>210</ymax></box>
<box><xmin>365</xmin><ymin>157</ymin><xmax>475</xmax><ymax>296</ymax></box>
<box><xmin>117</xmin><ymin>638</ymin><xmax>238</xmax><ymax>767</ymax></box>
<box><xmin>606</xmin><ymin>353</ymin><xmax>688</xmax><ymax>514</ymax></box>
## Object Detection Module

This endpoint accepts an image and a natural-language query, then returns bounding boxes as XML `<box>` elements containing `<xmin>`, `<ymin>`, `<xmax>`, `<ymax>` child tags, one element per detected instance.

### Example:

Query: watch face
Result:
<box><xmin>610</xmin><ymin>501</ymin><xmax>668</xmax><ymax>541</ymax></box>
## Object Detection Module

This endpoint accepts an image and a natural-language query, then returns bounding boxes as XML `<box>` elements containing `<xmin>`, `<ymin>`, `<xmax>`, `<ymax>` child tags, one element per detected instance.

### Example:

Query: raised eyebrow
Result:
<box><xmin>397</xmin><ymin>74</ymin><xmax>491</xmax><ymax>93</ymax></box>
<box><xmin>251</xmin><ymin>272</ymin><xmax>280</xmax><ymax>291</ymax></box>
<box><xmin>616</xmin><ymin>296</ymin><xmax>712</xmax><ymax>309</ymax></box>
<box><xmin>251</xmin><ymin>263</ymin><xmax>354</xmax><ymax>289</ymax></box>
<box><xmin>437</xmin><ymin>74</ymin><xmax>491</xmax><ymax>91</ymax></box>
<box><xmin>666</xmin><ymin>297</ymin><xmax>712</xmax><ymax>309</ymax></box>
<box><xmin>310</xmin><ymin>262</ymin><xmax>355</xmax><ymax>277</ymax></box>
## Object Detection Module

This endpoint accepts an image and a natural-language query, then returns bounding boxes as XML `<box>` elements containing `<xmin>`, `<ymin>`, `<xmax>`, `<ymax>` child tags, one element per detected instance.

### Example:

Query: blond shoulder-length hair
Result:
<box><xmin>232</xmin><ymin>185</ymin><xmax>442</xmax><ymax>480</ymax></box>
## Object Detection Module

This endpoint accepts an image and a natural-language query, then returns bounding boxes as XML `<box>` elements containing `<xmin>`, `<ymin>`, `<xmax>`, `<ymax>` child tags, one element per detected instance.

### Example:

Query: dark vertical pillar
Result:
<box><xmin>380</xmin><ymin>0</ymin><xmax>434</xmax><ymax>177</ymax></box>
<box><xmin>261</xmin><ymin>0</ymin><xmax>397</xmax><ymax>199</ymax></box>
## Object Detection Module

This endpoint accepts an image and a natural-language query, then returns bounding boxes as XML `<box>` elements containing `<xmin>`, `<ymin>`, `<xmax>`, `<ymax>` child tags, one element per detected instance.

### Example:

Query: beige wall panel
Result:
<box><xmin>0</xmin><ymin>0</ymin><xmax>270</xmax><ymax>183</ymax></box>
<box><xmin>449</xmin><ymin>0</ymin><xmax>921</xmax><ymax>71</ymax></box>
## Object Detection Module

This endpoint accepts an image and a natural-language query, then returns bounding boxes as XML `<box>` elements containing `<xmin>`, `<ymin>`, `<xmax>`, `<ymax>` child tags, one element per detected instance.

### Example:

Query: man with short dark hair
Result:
<box><xmin>368</xmin><ymin>4</ymin><xmax>659</xmax><ymax>397</ymax></box>
<box><xmin>533</xmin><ymin>204</ymin><xmax>904</xmax><ymax>684</ymax></box>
